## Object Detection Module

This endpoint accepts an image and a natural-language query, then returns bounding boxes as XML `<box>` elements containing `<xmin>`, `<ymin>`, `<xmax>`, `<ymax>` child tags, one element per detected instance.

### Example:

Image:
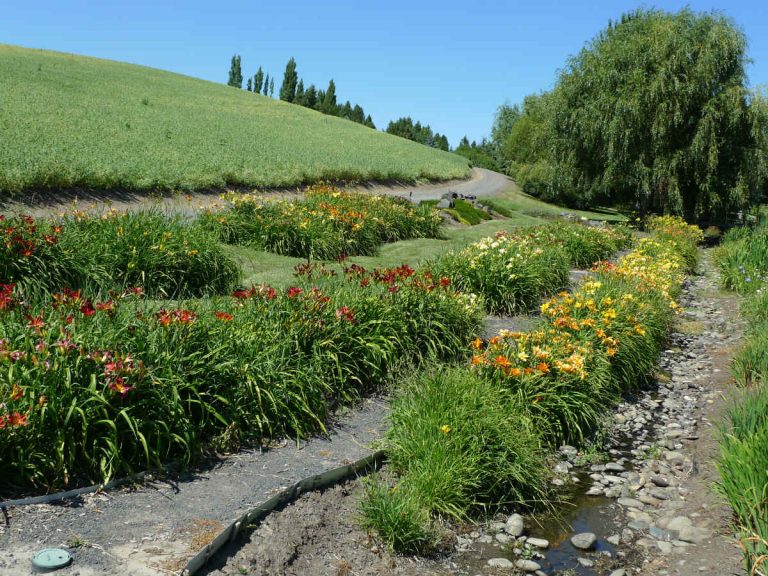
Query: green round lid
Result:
<box><xmin>31</xmin><ymin>548</ymin><xmax>72</xmax><ymax>571</ymax></box>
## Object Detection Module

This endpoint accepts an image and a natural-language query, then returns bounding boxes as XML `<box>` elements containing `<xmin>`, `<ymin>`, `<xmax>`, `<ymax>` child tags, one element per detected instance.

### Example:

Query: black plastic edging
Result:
<box><xmin>182</xmin><ymin>449</ymin><xmax>387</xmax><ymax>576</ymax></box>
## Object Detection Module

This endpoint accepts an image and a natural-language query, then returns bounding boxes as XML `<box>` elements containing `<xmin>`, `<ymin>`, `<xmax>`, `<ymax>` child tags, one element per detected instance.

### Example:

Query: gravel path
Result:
<box><xmin>0</xmin><ymin>398</ymin><xmax>388</xmax><ymax>576</ymax></box>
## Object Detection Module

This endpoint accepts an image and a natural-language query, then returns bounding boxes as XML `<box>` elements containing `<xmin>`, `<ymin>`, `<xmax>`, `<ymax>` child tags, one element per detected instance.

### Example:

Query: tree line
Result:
<box><xmin>479</xmin><ymin>8</ymin><xmax>768</xmax><ymax>225</ymax></box>
<box><xmin>227</xmin><ymin>55</ymin><xmax>467</xmax><ymax>151</ymax></box>
<box><xmin>227</xmin><ymin>55</ymin><xmax>375</xmax><ymax>128</ymax></box>
<box><xmin>384</xmin><ymin>117</ymin><xmax>449</xmax><ymax>151</ymax></box>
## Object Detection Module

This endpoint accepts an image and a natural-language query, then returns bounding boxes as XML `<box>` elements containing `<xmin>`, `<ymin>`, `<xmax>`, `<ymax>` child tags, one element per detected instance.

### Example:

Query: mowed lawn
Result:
<box><xmin>0</xmin><ymin>44</ymin><xmax>470</xmax><ymax>195</ymax></box>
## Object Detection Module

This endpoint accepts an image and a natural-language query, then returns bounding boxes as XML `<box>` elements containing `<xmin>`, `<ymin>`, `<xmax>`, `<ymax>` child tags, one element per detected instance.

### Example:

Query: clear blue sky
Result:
<box><xmin>4</xmin><ymin>1</ymin><xmax>767</xmax><ymax>147</ymax></box>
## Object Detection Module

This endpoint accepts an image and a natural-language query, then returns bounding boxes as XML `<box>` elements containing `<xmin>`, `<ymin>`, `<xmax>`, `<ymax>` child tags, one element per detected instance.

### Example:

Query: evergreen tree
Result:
<box><xmin>340</xmin><ymin>100</ymin><xmax>353</xmax><ymax>119</ymax></box>
<box><xmin>351</xmin><ymin>104</ymin><xmax>365</xmax><ymax>124</ymax></box>
<box><xmin>279</xmin><ymin>57</ymin><xmax>299</xmax><ymax>102</ymax></box>
<box><xmin>246</xmin><ymin>77</ymin><xmax>252</xmax><ymax>92</ymax></box>
<box><xmin>227</xmin><ymin>54</ymin><xmax>243</xmax><ymax>88</ymax></box>
<box><xmin>435</xmin><ymin>134</ymin><xmax>450</xmax><ymax>151</ymax></box>
<box><xmin>254</xmin><ymin>67</ymin><xmax>264</xmax><ymax>94</ymax></box>
<box><xmin>269</xmin><ymin>77</ymin><xmax>275</xmax><ymax>97</ymax></box>
<box><xmin>364</xmin><ymin>114</ymin><xmax>376</xmax><ymax>129</ymax></box>
<box><xmin>320</xmin><ymin>79</ymin><xmax>337</xmax><ymax>114</ymax></box>
<box><xmin>304</xmin><ymin>84</ymin><xmax>318</xmax><ymax>109</ymax></box>
<box><xmin>295</xmin><ymin>80</ymin><xmax>305</xmax><ymax>105</ymax></box>
<box><xmin>315</xmin><ymin>89</ymin><xmax>325</xmax><ymax>110</ymax></box>
<box><xmin>459</xmin><ymin>136</ymin><xmax>470</xmax><ymax>148</ymax></box>
<box><xmin>263</xmin><ymin>73</ymin><xmax>270</xmax><ymax>96</ymax></box>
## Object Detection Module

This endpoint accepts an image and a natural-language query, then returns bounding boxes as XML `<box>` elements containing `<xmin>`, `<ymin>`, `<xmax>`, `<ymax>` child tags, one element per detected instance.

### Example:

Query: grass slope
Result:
<box><xmin>0</xmin><ymin>44</ymin><xmax>470</xmax><ymax>194</ymax></box>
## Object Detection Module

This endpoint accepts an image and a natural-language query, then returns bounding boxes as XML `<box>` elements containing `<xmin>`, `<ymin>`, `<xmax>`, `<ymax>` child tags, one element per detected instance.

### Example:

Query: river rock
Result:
<box><xmin>678</xmin><ymin>526</ymin><xmax>711</xmax><ymax>544</ymax></box>
<box><xmin>488</xmin><ymin>557</ymin><xmax>514</xmax><ymax>568</ymax></box>
<box><xmin>649</xmin><ymin>488</ymin><xmax>670</xmax><ymax>500</ymax></box>
<box><xmin>605</xmin><ymin>462</ymin><xmax>625</xmax><ymax>472</ymax></box>
<box><xmin>515</xmin><ymin>559</ymin><xmax>542</xmax><ymax>572</ymax></box>
<box><xmin>651</xmin><ymin>476</ymin><xmax>669</xmax><ymax>488</ymax></box>
<box><xmin>617</xmin><ymin>497</ymin><xmax>644</xmax><ymax>509</ymax></box>
<box><xmin>526</xmin><ymin>537</ymin><xmax>549</xmax><ymax>549</ymax></box>
<box><xmin>665</xmin><ymin>516</ymin><xmax>693</xmax><ymax>532</ymax></box>
<box><xmin>578</xmin><ymin>557</ymin><xmax>595</xmax><ymax>567</ymax></box>
<box><xmin>504</xmin><ymin>514</ymin><xmax>525</xmax><ymax>537</ymax></box>
<box><xmin>570</xmin><ymin>532</ymin><xmax>597</xmax><ymax>550</ymax></box>
<box><xmin>638</xmin><ymin>493</ymin><xmax>661</xmax><ymax>506</ymax></box>
<box><xmin>609</xmin><ymin>570</ymin><xmax>626</xmax><ymax>576</ymax></box>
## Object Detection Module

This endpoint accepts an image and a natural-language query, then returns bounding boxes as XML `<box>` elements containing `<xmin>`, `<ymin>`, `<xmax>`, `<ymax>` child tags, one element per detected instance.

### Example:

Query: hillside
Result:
<box><xmin>0</xmin><ymin>44</ymin><xmax>470</xmax><ymax>194</ymax></box>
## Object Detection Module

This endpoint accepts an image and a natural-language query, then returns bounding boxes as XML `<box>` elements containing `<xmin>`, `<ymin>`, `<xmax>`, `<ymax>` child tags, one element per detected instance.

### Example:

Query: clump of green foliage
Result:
<box><xmin>714</xmin><ymin>218</ymin><xmax>768</xmax><ymax>293</ymax></box>
<box><xmin>715</xmin><ymin>218</ymin><xmax>768</xmax><ymax>573</ymax></box>
<box><xmin>431</xmin><ymin>223</ymin><xmax>633</xmax><ymax>314</ymax></box>
<box><xmin>446</xmin><ymin>200</ymin><xmax>492</xmax><ymax>226</ymax></box>
<box><xmin>0</xmin><ymin>210</ymin><xmax>239</xmax><ymax>297</ymax></box>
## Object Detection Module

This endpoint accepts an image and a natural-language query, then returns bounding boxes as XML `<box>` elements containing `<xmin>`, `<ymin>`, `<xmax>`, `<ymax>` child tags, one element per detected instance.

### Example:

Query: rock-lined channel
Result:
<box><xmin>450</xmin><ymin>252</ymin><xmax>743</xmax><ymax>575</ymax></box>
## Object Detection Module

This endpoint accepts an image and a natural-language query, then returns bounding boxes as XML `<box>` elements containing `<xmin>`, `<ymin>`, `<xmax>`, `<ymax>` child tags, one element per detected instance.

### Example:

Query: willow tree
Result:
<box><xmin>550</xmin><ymin>8</ymin><xmax>764</xmax><ymax>224</ymax></box>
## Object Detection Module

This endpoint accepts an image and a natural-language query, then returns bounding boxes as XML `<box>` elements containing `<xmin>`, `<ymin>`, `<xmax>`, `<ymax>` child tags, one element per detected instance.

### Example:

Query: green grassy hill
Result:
<box><xmin>0</xmin><ymin>44</ymin><xmax>470</xmax><ymax>194</ymax></box>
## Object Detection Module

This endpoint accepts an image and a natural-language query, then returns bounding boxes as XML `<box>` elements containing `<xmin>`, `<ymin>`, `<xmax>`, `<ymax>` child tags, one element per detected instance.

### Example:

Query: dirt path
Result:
<box><xmin>0</xmin><ymin>168</ymin><xmax>511</xmax><ymax>218</ymax></box>
<box><xmin>0</xmin><ymin>398</ymin><xmax>388</xmax><ymax>576</ymax></box>
<box><xmin>620</xmin><ymin>253</ymin><xmax>744</xmax><ymax>575</ymax></box>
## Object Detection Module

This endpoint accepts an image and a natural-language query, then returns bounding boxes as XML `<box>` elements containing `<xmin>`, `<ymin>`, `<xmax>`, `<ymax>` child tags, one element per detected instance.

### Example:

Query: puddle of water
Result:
<box><xmin>455</xmin><ymin>473</ymin><xmax>623</xmax><ymax>574</ymax></box>
<box><xmin>456</xmin><ymin>447</ymin><xmax>642</xmax><ymax>575</ymax></box>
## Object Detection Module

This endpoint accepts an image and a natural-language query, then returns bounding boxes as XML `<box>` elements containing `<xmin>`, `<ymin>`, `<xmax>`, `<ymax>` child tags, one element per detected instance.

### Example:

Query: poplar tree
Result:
<box><xmin>227</xmin><ymin>54</ymin><xmax>243</xmax><ymax>88</ymax></box>
<box><xmin>279</xmin><ymin>57</ymin><xmax>299</xmax><ymax>102</ymax></box>
<box><xmin>254</xmin><ymin>67</ymin><xmax>264</xmax><ymax>94</ymax></box>
<box><xmin>340</xmin><ymin>100</ymin><xmax>353</xmax><ymax>119</ymax></box>
<box><xmin>351</xmin><ymin>104</ymin><xmax>365</xmax><ymax>124</ymax></box>
<box><xmin>246</xmin><ymin>77</ymin><xmax>252</xmax><ymax>92</ymax></box>
<box><xmin>304</xmin><ymin>85</ymin><xmax>318</xmax><ymax>109</ymax></box>
<box><xmin>295</xmin><ymin>80</ymin><xmax>305</xmax><ymax>106</ymax></box>
<box><xmin>269</xmin><ymin>77</ymin><xmax>275</xmax><ymax>97</ymax></box>
<box><xmin>320</xmin><ymin>79</ymin><xmax>337</xmax><ymax>114</ymax></box>
<box><xmin>263</xmin><ymin>73</ymin><xmax>270</xmax><ymax>96</ymax></box>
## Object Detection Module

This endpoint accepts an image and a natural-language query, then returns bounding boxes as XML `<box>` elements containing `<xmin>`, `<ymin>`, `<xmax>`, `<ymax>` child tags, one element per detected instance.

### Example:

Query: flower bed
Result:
<box><xmin>0</xmin><ymin>210</ymin><xmax>239</xmax><ymax>297</ymax></box>
<box><xmin>200</xmin><ymin>184</ymin><xmax>442</xmax><ymax>260</ymax></box>
<box><xmin>0</xmin><ymin>264</ymin><xmax>482</xmax><ymax>492</ymax></box>
<box><xmin>364</xmin><ymin>216</ymin><xmax>700</xmax><ymax>552</ymax></box>
<box><xmin>432</xmin><ymin>223</ymin><xmax>633</xmax><ymax>314</ymax></box>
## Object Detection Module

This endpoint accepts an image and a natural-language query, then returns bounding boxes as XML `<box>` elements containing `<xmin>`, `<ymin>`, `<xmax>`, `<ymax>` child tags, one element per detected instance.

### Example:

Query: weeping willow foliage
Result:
<box><xmin>504</xmin><ymin>8</ymin><xmax>768</xmax><ymax>224</ymax></box>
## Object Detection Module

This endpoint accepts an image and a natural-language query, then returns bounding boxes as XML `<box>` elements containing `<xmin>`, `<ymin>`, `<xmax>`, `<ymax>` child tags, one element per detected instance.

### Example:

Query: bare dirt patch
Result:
<box><xmin>201</xmin><ymin>481</ymin><xmax>449</xmax><ymax>576</ymax></box>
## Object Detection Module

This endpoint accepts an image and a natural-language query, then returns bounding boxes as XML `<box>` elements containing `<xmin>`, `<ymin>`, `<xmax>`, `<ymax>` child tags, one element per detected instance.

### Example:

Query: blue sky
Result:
<box><xmin>4</xmin><ymin>1</ymin><xmax>766</xmax><ymax>146</ymax></box>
